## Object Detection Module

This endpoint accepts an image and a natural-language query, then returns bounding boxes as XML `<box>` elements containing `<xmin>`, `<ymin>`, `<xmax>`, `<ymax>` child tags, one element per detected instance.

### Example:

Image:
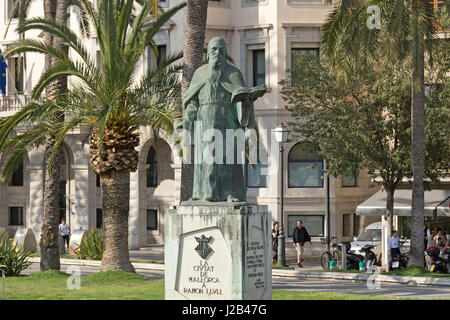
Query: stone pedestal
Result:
<box><xmin>165</xmin><ymin>203</ymin><xmax>272</xmax><ymax>300</ymax></box>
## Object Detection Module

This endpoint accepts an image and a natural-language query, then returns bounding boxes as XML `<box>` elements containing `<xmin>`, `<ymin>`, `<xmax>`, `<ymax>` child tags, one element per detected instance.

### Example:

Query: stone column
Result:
<box><xmin>72</xmin><ymin>165</ymin><xmax>89</xmax><ymax>230</ymax></box>
<box><xmin>171</xmin><ymin>163</ymin><xmax>182</xmax><ymax>205</ymax></box>
<box><xmin>28</xmin><ymin>165</ymin><xmax>44</xmax><ymax>245</ymax></box>
<box><xmin>129</xmin><ymin>168</ymin><xmax>140</xmax><ymax>250</ymax></box>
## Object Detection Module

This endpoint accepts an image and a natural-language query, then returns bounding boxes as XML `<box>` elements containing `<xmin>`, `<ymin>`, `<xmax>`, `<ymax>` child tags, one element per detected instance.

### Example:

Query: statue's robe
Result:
<box><xmin>182</xmin><ymin>63</ymin><xmax>261</xmax><ymax>202</ymax></box>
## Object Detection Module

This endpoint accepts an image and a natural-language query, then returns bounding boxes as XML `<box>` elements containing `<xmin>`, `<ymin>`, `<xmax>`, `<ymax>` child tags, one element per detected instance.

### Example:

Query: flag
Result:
<box><xmin>0</xmin><ymin>50</ymin><xmax>7</xmax><ymax>96</ymax></box>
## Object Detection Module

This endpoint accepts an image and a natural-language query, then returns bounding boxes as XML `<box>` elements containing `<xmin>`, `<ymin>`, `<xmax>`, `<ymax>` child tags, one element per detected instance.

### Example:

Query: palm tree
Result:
<box><xmin>6</xmin><ymin>0</ymin><xmax>76</xmax><ymax>271</ymax></box>
<box><xmin>180</xmin><ymin>0</ymin><xmax>208</xmax><ymax>202</ymax></box>
<box><xmin>0</xmin><ymin>0</ymin><xmax>186</xmax><ymax>272</ymax></box>
<box><xmin>321</xmin><ymin>0</ymin><xmax>448</xmax><ymax>268</ymax></box>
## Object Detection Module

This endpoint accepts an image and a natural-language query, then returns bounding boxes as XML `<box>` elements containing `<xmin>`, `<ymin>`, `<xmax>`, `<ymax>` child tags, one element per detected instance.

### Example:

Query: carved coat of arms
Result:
<box><xmin>195</xmin><ymin>235</ymin><xmax>213</xmax><ymax>259</ymax></box>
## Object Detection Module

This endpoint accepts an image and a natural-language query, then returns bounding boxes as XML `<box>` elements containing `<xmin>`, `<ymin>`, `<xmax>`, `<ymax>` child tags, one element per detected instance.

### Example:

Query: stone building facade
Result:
<box><xmin>0</xmin><ymin>0</ymin><xmax>380</xmax><ymax>259</ymax></box>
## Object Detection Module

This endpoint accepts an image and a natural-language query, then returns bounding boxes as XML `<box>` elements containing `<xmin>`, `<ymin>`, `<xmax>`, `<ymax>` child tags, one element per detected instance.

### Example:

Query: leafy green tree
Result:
<box><xmin>321</xmin><ymin>0</ymin><xmax>449</xmax><ymax>267</ymax></box>
<box><xmin>0</xmin><ymin>0</ymin><xmax>186</xmax><ymax>272</ymax></box>
<box><xmin>281</xmin><ymin>52</ymin><xmax>449</xmax><ymax>267</ymax></box>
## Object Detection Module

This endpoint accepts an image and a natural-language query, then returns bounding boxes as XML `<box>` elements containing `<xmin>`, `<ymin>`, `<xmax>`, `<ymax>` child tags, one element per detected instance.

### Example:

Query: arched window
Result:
<box><xmin>146</xmin><ymin>146</ymin><xmax>158</xmax><ymax>187</ymax></box>
<box><xmin>9</xmin><ymin>163</ymin><xmax>23</xmax><ymax>186</ymax></box>
<box><xmin>288</xmin><ymin>143</ymin><xmax>323</xmax><ymax>187</ymax></box>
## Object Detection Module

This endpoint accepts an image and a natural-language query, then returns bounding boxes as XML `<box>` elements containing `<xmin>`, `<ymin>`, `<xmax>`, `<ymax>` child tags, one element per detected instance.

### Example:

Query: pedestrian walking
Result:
<box><xmin>292</xmin><ymin>220</ymin><xmax>312</xmax><ymax>267</ymax></box>
<box><xmin>272</xmin><ymin>222</ymin><xmax>279</xmax><ymax>264</ymax></box>
<box><xmin>59</xmin><ymin>218</ymin><xmax>71</xmax><ymax>253</ymax></box>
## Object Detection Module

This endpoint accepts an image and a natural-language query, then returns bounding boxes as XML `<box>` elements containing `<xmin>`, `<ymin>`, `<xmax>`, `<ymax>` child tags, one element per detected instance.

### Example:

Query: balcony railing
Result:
<box><xmin>0</xmin><ymin>95</ymin><xmax>31</xmax><ymax>112</ymax></box>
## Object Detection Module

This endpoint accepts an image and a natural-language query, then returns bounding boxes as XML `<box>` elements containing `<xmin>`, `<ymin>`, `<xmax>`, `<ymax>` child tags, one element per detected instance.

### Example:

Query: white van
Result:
<box><xmin>350</xmin><ymin>222</ymin><xmax>382</xmax><ymax>255</ymax></box>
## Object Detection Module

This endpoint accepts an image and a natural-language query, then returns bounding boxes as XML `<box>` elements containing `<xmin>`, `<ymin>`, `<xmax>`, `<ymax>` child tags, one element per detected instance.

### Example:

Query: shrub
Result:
<box><xmin>0</xmin><ymin>233</ymin><xmax>32</xmax><ymax>276</ymax></box>
<box><xmin>76</xmin><ymin>229</ymin><xmax>104</xmax><ymax>260</ymax></box>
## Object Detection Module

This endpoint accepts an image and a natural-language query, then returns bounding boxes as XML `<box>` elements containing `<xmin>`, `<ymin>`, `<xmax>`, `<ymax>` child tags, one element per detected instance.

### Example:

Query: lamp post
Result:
<box><xmin>274</xmin><ymin>123</ymin><xmax>288</xmax><ymax>267</ymax></box>
<box><xmin>324</xmin><ymin>159</ymin><xmax>331</xmax><ymax>265</ymax></box>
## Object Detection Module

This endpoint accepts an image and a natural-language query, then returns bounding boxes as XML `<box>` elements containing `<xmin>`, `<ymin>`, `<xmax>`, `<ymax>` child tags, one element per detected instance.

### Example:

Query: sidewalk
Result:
<box><xmin>129</xmin><ymin>245</ymin><xmax>164</xmax><ymax>263</ymax></box>
<box><xmin>28</xmin><ymin>256</ymin><xmax>450</xmax><ymax>287</ymax></box>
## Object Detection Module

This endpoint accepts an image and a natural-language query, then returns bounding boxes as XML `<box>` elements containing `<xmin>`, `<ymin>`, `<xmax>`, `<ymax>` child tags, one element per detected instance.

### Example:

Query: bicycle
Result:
<box><xmin>320</xmin><ymin>237</ymin><xmax>340</xmax><ymax>270</ymax></box>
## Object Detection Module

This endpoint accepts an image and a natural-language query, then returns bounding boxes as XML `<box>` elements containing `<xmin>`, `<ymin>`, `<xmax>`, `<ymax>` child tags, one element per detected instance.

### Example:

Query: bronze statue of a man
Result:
<box><xmin>182</xmin><ymin>37</ymin><xmax>266</xmax><ymax>203</ymax></box>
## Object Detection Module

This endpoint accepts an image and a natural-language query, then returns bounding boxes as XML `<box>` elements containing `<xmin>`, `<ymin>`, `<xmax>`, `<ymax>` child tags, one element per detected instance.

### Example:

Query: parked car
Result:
<box><xmin>350</xmin><ymin>222</ymin><xmax>382</xmax><ymax>260</ymax></box>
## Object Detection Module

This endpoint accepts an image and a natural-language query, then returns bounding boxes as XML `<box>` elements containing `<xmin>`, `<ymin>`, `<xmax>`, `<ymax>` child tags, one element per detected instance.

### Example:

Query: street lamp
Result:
<box><xmin>274</xmin><ymin>123</ymin><xmax>288</xmax><ymax>267</ymax></box>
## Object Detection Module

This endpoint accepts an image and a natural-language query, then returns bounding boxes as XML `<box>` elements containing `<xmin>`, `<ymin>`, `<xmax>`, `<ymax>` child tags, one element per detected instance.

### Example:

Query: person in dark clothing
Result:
<box><xmin>292</xmin><ymin>220</ymin><xmax>312</xmax><ymax>267</ymax></box>
<box><xmin>272</xmin><ymin>222</ymin><xmax>279</xmax><ymax>264</ymax></box>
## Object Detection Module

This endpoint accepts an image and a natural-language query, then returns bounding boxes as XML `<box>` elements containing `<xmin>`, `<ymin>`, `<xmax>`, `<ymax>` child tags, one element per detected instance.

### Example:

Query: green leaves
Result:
<box><xmin>75</xmin><ymin>229</ymin><xmax>104</xmax><ymax>260</ymax></box>
<box><xmin>0</xmin><ymin>233</ymin><xmax>32</xmax><ymax>276</ymax></box>
<box><xmin>281</xmin><ymin>50</ymin><xmax>449</xmax><ymax>191</ymax></box>
<box><xmin>0</xmin><ymin>0</ymin><xmax>184</xmax><ymax>177</ymax></box>
<box><xmin>321</xmin><ymin>0</ymin><xmax>443</xmax><ymax>85</ymax></box>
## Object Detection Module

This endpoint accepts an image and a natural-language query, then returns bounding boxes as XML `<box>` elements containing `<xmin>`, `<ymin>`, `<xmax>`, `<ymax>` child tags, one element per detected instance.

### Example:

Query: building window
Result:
<box><xmin>246</xmin><ymin>144</ymin><xmax>268</xmax><ymax>188</ymax></box>
<box><xmin>353</xmin><ymin>215</ymin><xmax>361</xmax><ymax>237</ymax></box>
<box><xmin>288</xmin><ymin>143</ymin><xmax>324</xmax><ymax>187</ymax></box>
<box><xmin>7</xmin><ymin>57</ymin><xmax>24</xmax><ymax>94</ymax></box>
<box><xmin>247</xmin><ymin>162</ymin><xmax>268</xmax><ymax>188</ymax></box>
<box><xmin>156</xmin><ymin>45</ymin><xmax>167</xmax><ymax>67</ymax></box>
<box><xmin>341</xmin><ymin>173</ymin><xmax>357</xmax><ymax>187</ymax></box>
<box><xmin>291</xmin><ymin>48</ymin><xmax>319</xmax><ymax>62</ymax></box>
<box><xmin>96</xmin><ymin>174</ymin><xmax>100</xmax><ymax>187</ymax></box>
<box><xmin>147</xmin><ymin>209</ymin><xmax>158</xmax><ymax>230</ymax></box>
<box><xmin>147</xmin><ymin>45</ymin><xmax>167</xmax><ymax>71</ymax></box>
<box><xmin>287</xmin><ymin>215</ymin><xmax>324</xmax><ymax>237</ymax></box>
<box><xmin>290</xmin><ymin>48</ymin><xmax>319</xmax><ymax>83</ymax></box>
<box><xmin>342</xmin><ymin>213</ymin><xmax>351</xmax><ymax>237</ymax></box>
<box><xmin>9</xmin><ymin>206</ymin><xmax>23</xmax><ymax>225</ymax></box>
<box><xmin>96</xmin><ymin>208</ymin><xmax>103</xmax><ymax>229</ymax></box>
<box><xmin>252</xmin><ymin>49</ymin><xmax>265</xmax><ymax>87</ymax></box>
<box><xmin>291</xmin><ymin>48</ymin><xmax>319</xmax><ymax>68</ymax></box>
<box><xmin>9</xmin><ymin>163</ymin><xmax>23</xmax><ymax>186</ymax></box>
<box><xmin>146</xmin><ymin>146</ymin><xmax>158</xmax><ymax>187</ymax></box>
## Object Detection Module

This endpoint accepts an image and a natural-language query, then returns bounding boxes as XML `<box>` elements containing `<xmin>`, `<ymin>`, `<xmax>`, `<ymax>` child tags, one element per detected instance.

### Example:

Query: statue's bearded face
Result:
<box><xmin>208</xmin><ymin>43</ymin><xmax>226</xmax><ymax>68</ymax></box>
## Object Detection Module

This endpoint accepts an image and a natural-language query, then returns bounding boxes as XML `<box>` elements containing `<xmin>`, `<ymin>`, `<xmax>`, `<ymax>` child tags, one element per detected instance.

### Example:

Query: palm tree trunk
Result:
<box><xmin>181</xmin><ymin>0</ymin><xmax>209</xmax><ymax>96</ymax></box>
<box><xmin>40</xmin><ymin>135</ymin><xmax>61</xmax><ymax>270</ymax></box>
<box><xmin>39</xmin><ymin>0</ymin><xmax>70</xmax><ymax>271</ymax></box>
<box><xmin>180</xmin><ymin>0</ymin><xmax>208</xmax><ymax>202</ymax></box>
<box><xmin>410</xmin><ymin>48</ymin><xmax>426</xmax><ymax>268</ymax></box>
<box><xmin>100</xmin><ymin>169</ymin><xmax>135</xmax><ymax>272</ymax></box>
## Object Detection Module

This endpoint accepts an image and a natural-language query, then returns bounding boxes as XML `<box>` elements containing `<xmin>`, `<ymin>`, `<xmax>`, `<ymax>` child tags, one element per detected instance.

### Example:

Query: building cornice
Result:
<box><xmin>206</xmin><ymin>25</ymin><xmax>234</xmax><ymax>31</ymax></box>
<box><xmin>281</xmin><ymin>23</ymin><xmax>323</xmax><ymax>29</ymax></box>
<box><xmin>235</xmin><ymin>23</ymin><xmax>273</xmax><ymax>31</ymax></box>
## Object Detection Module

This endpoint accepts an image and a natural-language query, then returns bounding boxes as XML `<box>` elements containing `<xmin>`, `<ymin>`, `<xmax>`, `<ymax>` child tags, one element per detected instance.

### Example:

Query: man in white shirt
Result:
<box><xmin>388</xmin><ymin>230</ymin><xmax>400</xmax><ymax>256</ymax></box>
<box><xmin>58</xmin><ymin>218</ymin><xmax>71</xmax><ymax>253</ymax></box>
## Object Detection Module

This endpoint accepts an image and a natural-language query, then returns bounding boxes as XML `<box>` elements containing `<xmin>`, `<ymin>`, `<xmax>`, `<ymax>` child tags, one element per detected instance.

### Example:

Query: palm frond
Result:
<box><xmin>17</xmin><ymin>17</ymin><xmax>96</xmax><ymax>71</ymax></box>
<box><xmin>0</xmin><ymin>122</ymin><xmax>51</xmax><ymax>183</ymax></box>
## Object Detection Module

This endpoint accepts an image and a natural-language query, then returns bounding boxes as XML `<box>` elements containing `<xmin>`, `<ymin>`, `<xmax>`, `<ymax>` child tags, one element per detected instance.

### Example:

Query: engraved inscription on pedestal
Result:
<box><xmin>245</xmin><ymin>215</ymin><xmax>267</xmax><ymax>299</ymax></box>
<box><xmin>175</xmin><ymin>228</ymin><xmax>231</xmax><ymax>300</ymax></box>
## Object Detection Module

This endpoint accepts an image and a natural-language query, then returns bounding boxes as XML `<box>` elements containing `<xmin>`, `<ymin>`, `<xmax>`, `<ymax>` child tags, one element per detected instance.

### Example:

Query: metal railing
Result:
<box><xmin>0</xmin><ymin>95</ymin><xmax>31</xmax><ymax>112</ymax></box>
